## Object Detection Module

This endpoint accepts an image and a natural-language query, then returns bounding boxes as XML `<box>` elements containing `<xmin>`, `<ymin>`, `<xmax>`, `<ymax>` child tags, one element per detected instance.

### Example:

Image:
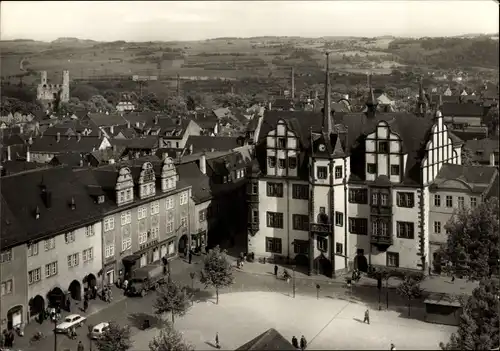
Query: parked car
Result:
<box><xmin>55</xmin><ymin>314</ymin><xmax>86</xmax><ymax>333</ymax></box>
<box><xmin>90</xmin><ymin>322</ymin><xmax>109</xmax><ymax>339</ymax></box>
<box><xmin>127</xmin><ymin>264</ymin><xmax>166</xmax><ymax>297</ymax></box>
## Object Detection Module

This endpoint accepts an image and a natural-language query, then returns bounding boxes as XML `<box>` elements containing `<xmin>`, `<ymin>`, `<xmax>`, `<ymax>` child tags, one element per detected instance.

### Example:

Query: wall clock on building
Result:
<box><xmin>318</xmin><ymin>144</ymin><xmax>326</xmax><ymax>152</ymax></box>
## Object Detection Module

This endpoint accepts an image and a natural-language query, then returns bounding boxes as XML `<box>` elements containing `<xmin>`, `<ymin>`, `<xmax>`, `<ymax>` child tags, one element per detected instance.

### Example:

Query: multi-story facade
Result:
<box><xmin>79</xmin><ymin>157</ymin><xmax>192</xmax><ymax>283</ymax></box>
<box><xmin>1</xmin><ymin>167</ymin><xmax>103</xmax><ymax>324</ymax></box>
<box><xmin>428</xmin><ymin>164</ymin><xmax>498</xmax><ymax>272</ymax></box>
<box><xmin>247</xmin><ymin>54</ymin><xmax>463</xmax><ymax>277</ymax></box>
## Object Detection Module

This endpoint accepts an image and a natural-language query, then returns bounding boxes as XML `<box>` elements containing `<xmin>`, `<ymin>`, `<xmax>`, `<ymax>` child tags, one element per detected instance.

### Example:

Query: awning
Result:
<box><xmin>122</xmin><ymin>254</ymin><xmax>141</xmax><ymax>264</ymax></box>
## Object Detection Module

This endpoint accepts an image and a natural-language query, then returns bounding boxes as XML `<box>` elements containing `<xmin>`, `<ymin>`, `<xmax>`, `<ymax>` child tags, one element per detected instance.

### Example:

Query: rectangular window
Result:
<box><xmin>458</xmin><ymin>196</ymin><xmax>465</xmax><ymax>209</ymax></box>
<box><xmin>335</xmin><ymin>166</ymin><xmax>343</xmax><ymax>179</ymax></box>
<box><xmin>397</xmin><ymin>221</ymin><xmax>415</xmax><ymax>239</ymax></box>
<box><xmin>151</xmin><ymin>201</ymin><xmax>160</xmax><ymax>215</ymax></box>
<box><xmin>139</xmin><ymin>231</ymin><xmax>148</xmax><ymax>245</ymax></box>
<box><xmin>266</xmin><ymin>182</ymin><xmax>284</xmax><ymax>197</ymax></box>
<box><xmin>122</xmin><ymin>238</ymin><xmax>132</xmax><ymax>252</ymax></box>
<box><xmin>372</xmin><ymin>193</ymin><xmax>378</xmax><ymax>205</ymax></box>
<box><xmin>277</xmin><ymin>137</ymin><xmax>286</xmax><ymax>148</ymax></box>
<box><xmin>44</xmin><ymin>238</ymin><xmax>56</xmax><ymax>251</ymax></box>
<box><xmin>390</xmin><ymin>165</ymin><xmax>400</xmax><ymax>176</ymax></box>
<box><xmin>83</xmin><ymin>248</ymin><xmax>94</xmax><ymax>263</ymax></box>
<box><xmin>45</xmin><ymin>261</ymin><xmax>58</xmax><ymax>278</ymax></box>
<box><xmin>121</xmin><ymin>211</ymin><xmax>131</xmax><ymax>226</ymax></box>
<box><xmin>251</xmin><ymin>209</ymin><xmax>259</xmax><ymax>223</ymax></box>
<box><xmin>138</xmin><ymin>206</ymin><xmax>147</xmax><ymax>220</ymax></box>
<box><xmin>349</xmin><ymin>218</ymin><xmax>368</xmax><ymax>235</ymax></box>
<box><xmin>349</xmin><ymin>189</ymin><xmax>368</xmax><ymax>204</ymax></box>
<box><xmin>85</xmin><ymin>225</ymin><xmax>95</xmax><ymax>237</ymax></box>
<box><xmin>166</xmin><ymin>197</ymin><xmax>174</xmax><ymax>210</ymax></box>
<box><xmin>397</xmin><ymin>192</ymin><xmax>415</xmax><ymax>208</ymax></box>
<box><xmin>292</xmin><ymin>184</ymin><xmax>308</xmax><ymax>200</ymax></box>
<box><xmin>166</xmin><ymin>217</ymin><xmax>174</xmax><ymax>234</ymax></box>
<box><xmin>387</xmin><ymin>252</ymin><xmax>399</xmax><ymax>268</ymax></box>
<box><xmin>199</xmin><ymin>209</ymin><xmax>207</xmax><ymax>222</ymax></box>
<box><xmin>64</xmin><ymin>232</ymin><xmax>75</xmax><ymax>244</ymax></box>
<box><xmin>278</xmin><ymin>159</ymin><xmax>286</xmax><ymax>169</ymax></box>
<box><xmin>180</xmin><ymin>191</ymin><xmax>189</xmax><ymax>205</ymax></box>
<box><xmin>0</xmin><ymin>250</ymin><xmax>12</xmax><ymax>263</ymax></box>
<box><xmin>105</xmin><ymin>245</ymin><xmax>115</xmax><ymax>258</ymax></box>
<box><xmin>28</xmin><ymin>268</ymin><xmax>41</xmax><ymax>285</ymax></box>
<box><xmin>288</xmin><ymin>157</ymin><xmax>297</xmax><ymax>169</ymax></box>
<box><xmin>1</xmin><ymin>279</ymin><xmax>13</xmax><ymax>296</ymax></box>
<box><xmin>434</xmin><ymin>194</ymin><xmax>441</xmax><ymax>207</ymax></box>
<box><xmin>378</xmin><ymin>141</ymin><xmax>389</xmax><ymax>153</ymax></box>
<box><xmin>317</xmin><ymin>237</ymin><xmax>328</xmax><ymax>251</ymax></box>
<box><xmin>266</xmin><ymin>212</ymin><xmax>284</xmax><ymax>228</ymax></box>
<box><xmin>380</xmin><ymin>193</ymin><xmax>389</xmax><ymax>206</ymax></box>
<box><xmin>470</xmin><ymin>197</ymin><xmax>477</xmax><ymax>208</ymax></box>
<box><xmin>335</xmin><ymin>243</ymin><xmax>343</xmax><ymax>255</ymax></box>
<box><xmin>446</xmin><ymin>196</ymin><xmax>453</xmax><ymax>208</ymax></box>
<box><xmin>292</xmin><ymin>214</ymin><xmax>309</xmax><ymax>231</ymax></box>
<box><xmin>67</xmin><ymin>253</ymin><xmax>79</xmax><ymax>268</ymax></box>
<box><xmin>104</xmin><ymin>217</ymin><xmax>115</xmax><ymax>232</ymax></box>
<box><xmin>268</xmin><ymin>156</ymin><xmax>276</xmax><ymax>168</ymax></box>
<box><xmin>367</xmin><ymin>163</ymin><xmax>377</xmax><ymax>174</ymax></box>
<box><xmin>335</xmin><ymin>212</ymin><xmax>344</xmax><ymax>227</ymax></box>
<box><xmin>265</xmin><ymin>237</ymin><xmax>282</xmax><ymax>253</ymax></box>
<box><xmin>294</xmin><ymin>241</ymin><xmax>308</xmax><ymax>255</ymax></box>
<box><xmin>317</xmin><ymin>166</ymin><xmax>328</xmax><ymax>179</ymax></box>
<box><xmin>251</xmin><ymin>182</ymin><xmax>258</xmax><ymax>194</ymax></box>
<box><xmin>434</xmin><ymin>221</ymin><xmax>441</xmax><ymax>234</ymax></box>
<box><xmin>151</xmin><ymin>226</ymin><xmax>159</xmax><ymax>240</ymax></box>
<box><xmin>28</xmin><ymin>242</ymin><xmax>39</xmax><ymax>257</ymax></box>
<box><xmin>181</xmin><ymin>216</ymin><xmax>188</xmax><ymax>228</ymax></box>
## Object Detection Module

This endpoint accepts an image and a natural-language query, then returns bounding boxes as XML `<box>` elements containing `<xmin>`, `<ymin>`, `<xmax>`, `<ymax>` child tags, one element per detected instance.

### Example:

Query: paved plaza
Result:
<box><xmin>133</xmin><ymin>291</ymin><xmax>457</xmax><ymax>350</ymax></box>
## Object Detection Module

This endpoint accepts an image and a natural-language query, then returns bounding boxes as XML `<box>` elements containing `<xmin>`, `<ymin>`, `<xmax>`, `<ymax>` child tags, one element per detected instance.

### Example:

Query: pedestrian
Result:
<box><xmin>123</xmin><ymin>279</ymin><xmax>129</xmax><ymax>291</ymax></box>
<box><xmin>451</xmin><ymin>275</ymin><xmax>455</xmax><ymax>283</ymax></box>
<box><xmin>83</xmin><ymin>299</ymin><xmax>88</xmax><ymax>313</ymax></box>
<box><xmin>184</xmin><ymin>247</ymin><xmax>188</xmax><ymax>258</ymax></box>
<box><xmin>300</xmin><ymin>335</ymin><xmax>307</xmax><ymax>350</ymax></box>
<box><xmin>274</xmin><ymin>265</ymin><xmax>278</xmax><ymax>276</ymax></box>
<box><xmin>38</xmin><ymin>311</ymin><xmax>44</xmax><ymax>325</ymax></box>
<box><xmin>215</xmin><ymin>332</ymin><xmax>220</xmax><ymax>349</ymax></box>
<box><xmin>66</xmin><ymin>299</ymin><xmax>71</xmax><ymax>312</ymax></box>
<box><xmin>93</xmin><ymin>285</ymin><xmax>97</xmax><ymax>299</ymax></box>
<box><xmin>77</xmin><ymin>340</ymin><xmax>85</xmax><ymax>351</ymax></box>
<box><xmin>390</xmin><ymin>343</ymin><xmax>396</xmax><ymax>350</ymax></box>
<box><xmin>7</xmin><ymin>329</ymin><xmax>14</xmax><ymax>347</ymax></box>
<box><xmin>291</xmin><ymin>335</ymin><xmax>298</xmax><ymax>349</ymax></box>
<box><xmin>363</xmin><ymin>309</ymin><xmax>370</xmax><ymax>324</ymax></box>
<box><xmin>189</xmin><ymin>250</ymin><xmax>192</xmax><ymax>264</ymax></box>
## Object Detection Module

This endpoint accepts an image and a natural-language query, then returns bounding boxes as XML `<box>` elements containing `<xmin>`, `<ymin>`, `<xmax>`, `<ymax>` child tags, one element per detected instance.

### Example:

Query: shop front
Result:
<box><xmin>191</xmin><ymin>230</ymin><xmax>207</xmax><ymax>252</ymax></box>
<box><xmin>160</xmin><ymin>236</ymin><xmax>177</xmax><ymax>261</ymax></box>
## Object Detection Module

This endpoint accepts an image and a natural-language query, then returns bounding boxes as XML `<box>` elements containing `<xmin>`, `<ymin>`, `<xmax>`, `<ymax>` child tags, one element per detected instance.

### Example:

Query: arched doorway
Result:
<box><xmin>178</xmin><ymin>235</ymin><xmax>188</xmax><ymax>256</ymax></box>
<box><xmin>85</xmin><ymin>274</ymin><xmax>97</xmax><ymax>288</ymax></box>
<box><xmin>29</xmin><ymin>295</ymin><xmax>45</xmax><ymax>318</ymax></box>
<box><xmin>354</xmin><ymin>255</ymin><xmax>368</xmax><ymax>273</ymax></box>
<box><xmin>47</xmin><ymin>287</ymin><xmax>65</xmax><ymax>308</ymax></box>
<box><xmin>68</xmin><ymin>280</ymin><xmax>82</xmax><ymax>301</ymax></box>
<box><xmin>314</xmin><ymin>254</ymin><xmax>333</xmax><ymax>277</ymax></box>
<box><xmin>7</xmin><ymin>305</ymin><xmax>23</xmax><ymax>329</ymax></box>
<box><xmin>294</xmin><ymin>254</ymin><xmax>309</xmax><ymax>267</ymax></box>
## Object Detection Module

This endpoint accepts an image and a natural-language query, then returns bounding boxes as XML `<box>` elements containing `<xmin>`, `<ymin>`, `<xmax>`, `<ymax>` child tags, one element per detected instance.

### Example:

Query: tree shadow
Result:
<box><xmin>127</xmin><ymin>312</ymin><xmax>165</xmax><ymax>330</ymax></box>
<box><xmin>184</xmin><ymin>286</ymin><xmax>214</xmax><ymax>304</ymax></box>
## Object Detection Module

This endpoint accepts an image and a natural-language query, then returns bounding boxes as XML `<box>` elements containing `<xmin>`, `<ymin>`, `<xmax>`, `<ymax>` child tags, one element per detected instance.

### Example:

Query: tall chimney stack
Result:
<box><xmin>199</xmin><ymin>153</ymin><xmax>206</xmax><ymax>174</ymax></box>
<box><xmin>291</xmin><ymin>67</ymin><xmax>295</xmax><ymax>100</ymax></box>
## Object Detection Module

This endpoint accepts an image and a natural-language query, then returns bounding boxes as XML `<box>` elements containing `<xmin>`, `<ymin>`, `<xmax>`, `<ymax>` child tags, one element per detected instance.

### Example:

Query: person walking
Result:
<box><xmin>390</xmin><ymin>343</ymin><xmax>396</xmax><ymax>350</ymax></box>
<box><xmin>291</xmin><ymin>336</ymin><xmax>298</xmax><ymax>349</ymax></box>
<box><xmin>300</xmin><ymin>335</ymin><xmax>307</xmax><ymax>350</ymax></box>
<box><xmin>66</xmin><ymin>299</ymin><xmax>71</xmax><ymax>313</ymax></box>
<box><xmin>189</xmin><ymin>249</ymin><xmax>193</xmax><ymax>264</ymax></box>
<box><xmin>77</xmin><ymin>340</ymin><xmax>85</xmax><ymax>351</ymax></box>
<box><xmin>274</xmin><ymin>265</ymin><xmax>278</xmax><ymax>276</ymax></box>
<box><xmin>83</xmin><ymin>299</ymin><xmax>89</xmax><ymax>313</ymax></box>
<box><xmin>363</xmin><ymin>309</ymin><xmax>370</xmax><ymax>324</ymax></box>
<box><xmin>215</xmin><ymin>332</ymin><xmax>220</xmax><ymax>349</ymax></box>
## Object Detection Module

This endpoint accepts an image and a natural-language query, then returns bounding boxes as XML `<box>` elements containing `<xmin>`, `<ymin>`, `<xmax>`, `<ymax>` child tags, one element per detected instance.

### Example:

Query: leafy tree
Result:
<box><xmin>199</xmin><ymin>245</ymin><xmax>234</xmax><ymax>304</ymax></box>
<box><xmin>70</xmin><ymin>84</ymin><xmax>100</xmax><ymax>101</ymax></box>
<box><xmin>441</xmin><ymin>197</ymin><xmax>500</xmax><ymax>280</ymax></box>
<box><xmin>154</xmin><ymin>280</ymin><xmax>191</xmax><ymax>325</ymax></box>
<box><xmin>440</xmin><ymin>278</ymin><xmax>500</xmax><ymax>350</ymax></box>
<box><xmin>461</xmin><ymin>147</ymin><xmax>479</xmax><ymax>166</ymax></box>
<box><xmin>103</xmin><ymin>89</ymin><xmax>120</xmax><ymax>106</ymax></box>
<box><xmin>89</xmin><ymin>95</ymin><xmax>114</xmax><ymax>113</ymax></box>
<box><xmin>149</xmin><ymin>321</ymin><xmax>193</xmax><ymax>351</ymax></box>
<box><xmin>164</xmin><ymin>96</ymin><xmax>187</xmax><ymax>117</ymax></box>
<box><xmin>138</xmin><ymin>92</ymin><xmax>161</xmax><ymax>111</ymax></box>
<box><xmin>484</xmin><ymin>106</ymin><xmax>499</xmax><ymax>137</ymax></box>
<box><xmin>95</xmin><ymin>321</ymin><xmax>132</xmax><ymax>351</ymax></box>
<box><xmin>186</xmin><ymin>96</ymin><xmax>196</xmax><ymax>111</ymax></box>
<box><xmin>396</xmin><ymin>276</ymin><xmax>424</xmax><ymax>316</ymax></box>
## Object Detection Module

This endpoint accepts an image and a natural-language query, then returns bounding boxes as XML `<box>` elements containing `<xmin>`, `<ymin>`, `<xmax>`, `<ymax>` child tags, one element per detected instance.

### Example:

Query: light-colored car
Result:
<box><xmin>55</xmin><ymin>314</ymin><xmax>86</xmax><ymax>333</ymax></box>
<box><xmin>90</xmin><ymin>322</ymin><xmax>109</xmax><ymax>340</ymax></box>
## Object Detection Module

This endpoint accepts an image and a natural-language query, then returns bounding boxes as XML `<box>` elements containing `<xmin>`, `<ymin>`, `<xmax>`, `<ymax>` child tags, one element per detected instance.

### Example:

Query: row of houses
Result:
<box><xmin>0</xmin><ymin>145</ymin><xmax>252</xmax><ymax>332</ymax></box>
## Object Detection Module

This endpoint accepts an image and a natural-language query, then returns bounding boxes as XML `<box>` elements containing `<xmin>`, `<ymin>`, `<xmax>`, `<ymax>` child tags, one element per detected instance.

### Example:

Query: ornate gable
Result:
<box><xmin>139</xmin><ymin>161</ymin><xmax>156</xmax><ymax>199</ymax></box>
<box><xmin>116</xmin><ymin>167</ymin><xmax>134</xmax><ymax>205</ymax></box>
<box><xmin>161</xmin><ymin>157</ymin><xmax>177</xmax><ymax>192</ymax></box>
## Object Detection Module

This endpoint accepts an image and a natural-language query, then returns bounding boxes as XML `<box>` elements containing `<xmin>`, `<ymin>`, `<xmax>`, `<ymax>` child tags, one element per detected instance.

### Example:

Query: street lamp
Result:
<box><xmin>316</xmin><ymin>284</ymin><xmax>320</xmax><ymax>300</ymax></box>
<box><xmin>292</xmin><ymin>265</ymin><xmax>296</xmax><ymax>298</ymax></box>
<box><xmin>51</xmin><ymin>312</ymin><xmax>58</xmax><ymax>351</ymax></box>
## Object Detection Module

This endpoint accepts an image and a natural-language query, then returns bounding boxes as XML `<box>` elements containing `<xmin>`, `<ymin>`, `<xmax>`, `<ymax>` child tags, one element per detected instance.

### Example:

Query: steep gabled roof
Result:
<box><xmin>29</xmin><ymin>135</ymin><xmax>104</xmax><ymax>153</ymax></box>
<box><xmin>87</xmin><ymin>113</ymin><xmax>128</xmax><ymax>127</ymax></box>
<box><xmin>236</xmin><ymin>328</ymin><xmax>294</xmax><ymax>351</ymax></box>
<box><xmin>176</xmin><ymin>162</ymin><xmax>212</xmax><ymax>203</ymax></box>
<box><xmin>185</xmin><ymin>135</ymin><xmax>241</xmax><ymax>153</ymax></box>
<box><xmin>441</xmin><ymin>103</ymin><xmax>484</xmax><ymax>117</ymax></box>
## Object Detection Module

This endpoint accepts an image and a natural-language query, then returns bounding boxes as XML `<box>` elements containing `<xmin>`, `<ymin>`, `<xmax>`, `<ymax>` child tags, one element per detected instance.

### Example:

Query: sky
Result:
<box><xmin>1</xmin><ymin>1</ymin><xmax>499</xmax><ymax>42</ymax></box>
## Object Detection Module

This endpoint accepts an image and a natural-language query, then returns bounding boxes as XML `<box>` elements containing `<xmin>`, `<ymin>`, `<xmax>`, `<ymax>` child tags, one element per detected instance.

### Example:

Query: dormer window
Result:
<box><xmin>97</xmin><ymin>195</ymin><xmax>105</xmax><ymax>204</ymax></box>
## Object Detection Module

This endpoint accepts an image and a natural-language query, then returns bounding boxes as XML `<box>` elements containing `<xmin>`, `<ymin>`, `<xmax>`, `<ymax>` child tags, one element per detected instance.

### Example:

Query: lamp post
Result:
<box><xmin>51</xmin><ymin>312</ymin><xmax>58</xmax><ymax>351</ymax></box>
<box><xmin>316</xmin><ymin>284</ymin><xmax>320</xmax><ymax>300</ymax></box>
<box><xmin>292</xmin><ymin>265</ymin><xmax>296</xmax><ymax>298</ymax></box>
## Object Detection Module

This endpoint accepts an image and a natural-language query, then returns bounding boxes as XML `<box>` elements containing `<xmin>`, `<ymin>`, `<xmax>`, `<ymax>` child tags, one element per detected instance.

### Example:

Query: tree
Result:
<box><xmin>484</xmin><ymin>106</ymin><xmax>499</xmax><ymax>137</ymax></box>
<box><xmin>95</xmin><ymin>321</ymin><xmax>132</xmax><ymax>351</ymax></box>
<box><xmin>440</xmin><ymin>278</ymin><xmax>500</xmax><ymax>350</ymax></box>
<box><xmin>199</xmin><ymin>245</ymin><xmax>234</xmax><ymax>304</ymax></box>
<box><xmin>70</xmin><ymin>84</ymin><xmax>100</xmax><ymax>101</ymax></box>
<box><xmin>153</xmin><ymin>280</ymin><xmax>191</xmax><ymax>325</ymax></box>
<box><xmin>461</xmin><ymin>147</ymin><xmax>479</xmax><ymax>166</ymax></box>
<box><xmin>149</xmin><ymin>321</ymin><xmax>193</xmax><ymax>351</ymax></box>
<box><xmin>440</xmin><ymin>197</ymin><xmax>500</xmax><ymax>280</ymax></box>
<box><xmin>396</xmin><ymin>276</ymin><xmax>424</xmax><ymax>316</ymax></box>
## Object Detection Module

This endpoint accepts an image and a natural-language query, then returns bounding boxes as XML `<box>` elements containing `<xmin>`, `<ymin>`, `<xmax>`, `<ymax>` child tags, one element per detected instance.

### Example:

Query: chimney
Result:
<box><xmin>154</xmin><ymin>115</ymin><xmax>159</xmax><ymax>125</ymax></box>
<box><xmin>77</xmin><ymin>133</ymin><xmax>82</xmax><ymax>142</ymax></box>
<box><xmin>136</xmin><ymin>122</ymin><xmax>140</xmax><ymax>128</ymax></box>
<box><xmin>189</xmin><ymin>144</ymin><xmax>193</xmax><ymax>155</ymax></box>
<box><xmin>199</xmin><ymin>153</ymin><xmax>207</xmax><ymax>174</ymax></box>
<box><xmin>98</xmin><ymin>130</ymin><xmax>102</xmax><ymax>139</ymax></box>
<box><xmin>79</xmin><ymin>159</ymin><xmax>84</xmax><ymax>167</ymax></box>
<box><xmin>56</xmin><ymin>132</ymin><xmax>61</xmax><ymax>142</ymax></box>
<box><xmin>35</xmin><ymin>206</ymin><xmax>40</xmax><ymax>219</ymax></box>
<box><xmin>70</xmin><ymin>197</ymin><xmax>76</xmax><ymax>210</ymax></box>
<box><xmin>68</xmin><ymin>134</ymin><xmax>71</xmax><ymax>140</ymax></box>
<box><xmin>268</xmin><ymin>102</ymin><xmax>272</xmax><ymax>110</ymax></box>
<box><xmin>490</xmin><ymin>152</ymin><xmax>495</xmax><ymax>167</ymax></box>
<box><xmin>110</xmin><ymin>125</ymin><xmax>114</xmax><ymax>134</ymax></box>
<box><xmin>127</xmin><ymin>121</ymin><xmax>131</xmax><ymax>128</ymax></box>
<box><xmin>7</xmin><ymin>145</ymin><xmax>11</xmax><ymax>161</ymax></box>
<box><xmin>19</xmin><ymin>125</ymin><xmax>23</xmax><ymax>134</ymax></box>
<box><xmin>26</xmin><ymin>147</ymin><xmax>31</xmax><ymax>162</ymax></box>
<box><xmin>291</xmin><ymin>67</ymin><xmax>295</xmax><ymax>100</ymax></box>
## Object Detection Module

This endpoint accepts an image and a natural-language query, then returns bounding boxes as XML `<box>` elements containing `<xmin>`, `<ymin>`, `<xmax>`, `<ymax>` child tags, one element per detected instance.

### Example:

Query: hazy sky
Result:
<box><xmin>1</xmin><ymin>1</ymin><xmax>499</xmax><ymax>42</ymax></box>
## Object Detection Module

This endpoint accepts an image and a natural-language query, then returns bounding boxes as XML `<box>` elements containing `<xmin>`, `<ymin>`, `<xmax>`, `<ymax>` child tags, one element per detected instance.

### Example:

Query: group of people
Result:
<box><xmin>291</xmin><ymin>335</ymin><xmax>307</xmax><ymax>350</ymax></box>
<box><xmin>274</xmin><ymin>265</ymin><xmax>291</xmax><ymax>282</ymax></box>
